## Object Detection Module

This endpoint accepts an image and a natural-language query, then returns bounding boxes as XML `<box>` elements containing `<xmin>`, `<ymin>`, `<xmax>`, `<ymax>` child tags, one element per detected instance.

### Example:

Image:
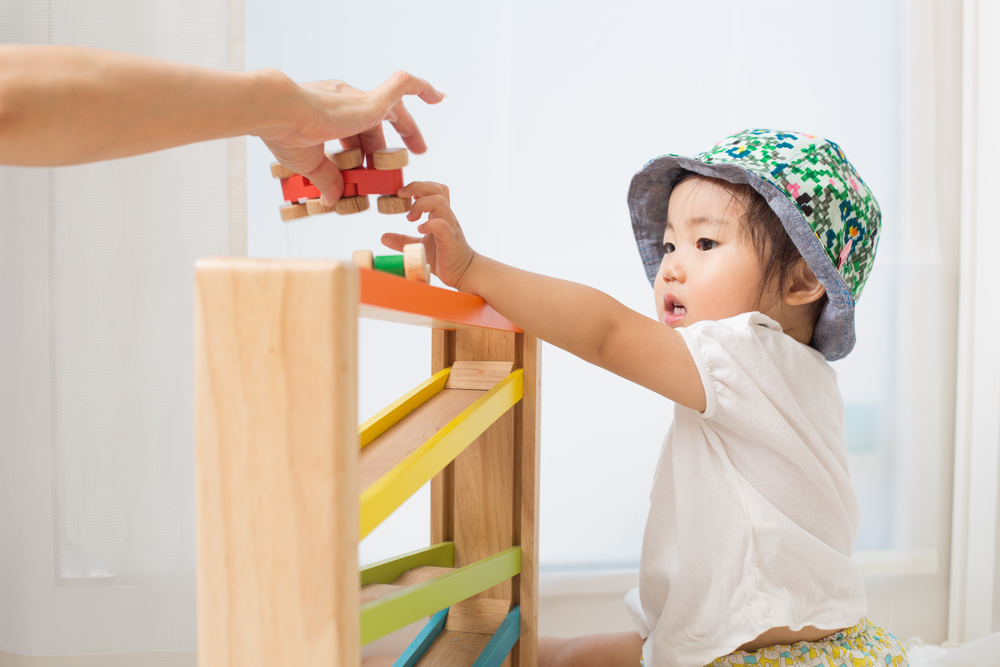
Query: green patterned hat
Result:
<box><xmin>628</xmin><ymin>129</ymin><xmax>881</xmax><ymax>361</ymax></box>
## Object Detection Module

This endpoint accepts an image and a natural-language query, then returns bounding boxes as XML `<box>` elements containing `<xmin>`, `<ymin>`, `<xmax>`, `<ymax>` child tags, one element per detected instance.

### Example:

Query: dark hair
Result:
<box><xmin>674</xmin><ymin>172</ymin><xmax>828</xmax><ymax>318</ymax></box>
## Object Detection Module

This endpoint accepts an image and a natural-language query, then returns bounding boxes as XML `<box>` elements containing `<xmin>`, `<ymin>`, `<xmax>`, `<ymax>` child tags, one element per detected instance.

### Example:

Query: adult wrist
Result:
<box><xmin>245</xmin><ymin>67</ymin><xmax>302</xmax><ymax>138</ymax></box>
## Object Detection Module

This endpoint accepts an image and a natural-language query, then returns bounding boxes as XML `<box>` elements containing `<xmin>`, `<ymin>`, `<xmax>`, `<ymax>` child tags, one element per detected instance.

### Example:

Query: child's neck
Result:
<box><xmin>755</xmin><ymin>298</ymin><xmax>818</xmax><ymax>347</ymax></box>
<box><xmin>771</xmin><ymin>301</ymin><xmax>818</xmax><ymax>347</ymax></box>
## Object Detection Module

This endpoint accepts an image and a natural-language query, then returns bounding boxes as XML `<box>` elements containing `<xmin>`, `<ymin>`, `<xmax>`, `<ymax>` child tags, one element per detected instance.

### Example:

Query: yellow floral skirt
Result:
<box><xmin>640</xmin><ymin>618</ymin><xmax>908</xmax><ymax>667</ymax></box>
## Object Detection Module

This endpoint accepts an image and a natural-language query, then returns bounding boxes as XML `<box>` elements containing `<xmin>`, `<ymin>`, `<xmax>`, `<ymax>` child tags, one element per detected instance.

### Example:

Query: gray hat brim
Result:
<box><xmin>627</xmin><ymin>156</ymin><xmax>857</xmax><ymax>361</ymax></box>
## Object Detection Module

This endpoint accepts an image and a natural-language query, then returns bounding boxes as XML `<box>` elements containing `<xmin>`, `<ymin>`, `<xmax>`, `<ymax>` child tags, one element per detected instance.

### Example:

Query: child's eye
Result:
<box><xmin>664</xmin><ymin>242</ymin><xmax>676</xmax><ymax>254</ymax></box>
<box><xmin>696</xmin><ymin>238</ymin><xmax>718</xmax><ymax>251</ymax></box>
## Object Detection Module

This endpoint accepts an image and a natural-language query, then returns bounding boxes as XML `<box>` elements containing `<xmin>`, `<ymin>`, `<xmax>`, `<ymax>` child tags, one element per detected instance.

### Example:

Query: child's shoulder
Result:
<box><xmin>686</xmin><ymin>311</ymin><xmax>783</xmax><ymax>336</ymax></box>
<box><xmin>681</xmin><ymin>311</ymin><xmax>830</xmax><ymax>369</ymax></box>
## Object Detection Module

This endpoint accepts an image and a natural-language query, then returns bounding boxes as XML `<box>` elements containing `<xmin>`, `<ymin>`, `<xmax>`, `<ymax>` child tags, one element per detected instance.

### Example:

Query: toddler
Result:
<box><xmin>383</xmin><ymin>129</ymin><xmax>908</xmax><ymax>667</ymax></box>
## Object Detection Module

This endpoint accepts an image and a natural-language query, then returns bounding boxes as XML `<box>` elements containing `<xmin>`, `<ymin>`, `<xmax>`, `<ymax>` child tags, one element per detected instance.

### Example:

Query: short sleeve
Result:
<box><xmin>675</xmin><ymin>312</ymin><xmax>786</xmax><ymax>422</ymax></box>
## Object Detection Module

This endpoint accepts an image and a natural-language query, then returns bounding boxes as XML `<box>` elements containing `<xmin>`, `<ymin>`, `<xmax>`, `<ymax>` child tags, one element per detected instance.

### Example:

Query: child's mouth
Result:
<box><xmin>663</xmin><ymin>295</ymin><xmax>687</xmax><ymax>325</ymax></box>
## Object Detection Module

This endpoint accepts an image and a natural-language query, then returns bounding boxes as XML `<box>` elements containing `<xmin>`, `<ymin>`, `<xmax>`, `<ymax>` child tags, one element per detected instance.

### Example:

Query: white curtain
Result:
<box><xmin>0</xmin><ymin>0</ymin><xmax>245</xmax><ymax>663</ymax></box>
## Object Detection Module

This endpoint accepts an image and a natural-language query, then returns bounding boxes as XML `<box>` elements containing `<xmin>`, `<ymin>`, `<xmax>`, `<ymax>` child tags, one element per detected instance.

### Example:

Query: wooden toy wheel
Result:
<box><xmin>377</xmin><ymin>195</ymin><xmax>412</xmax><ymax>214</ymax></box>
<box><xmin>403</xmin><ymin>243</ymin><xmax>430</xmax><ymax>283</ymax></box>
<box><xmin>352</xmin><ymin>249</ymin><xmax>374</xmax><ymax>270</ymax></box>
<box><xmin>373</xmin><ymin>148</ymin><xmax>408</xmax><ymax>170</ymax></box>
<box><xmin>279</xmin><ymin>203</ymin><xmax>309</xmax><ymax>222</ymax></box>
<box><xmin>335</xmin><ymin>195</ymin><xmax>370</xmax><ymax>215</ymax></box>
<box><xmin>270</xmin><ymin>163</ymin><xmax>296</xmax><ymax>179</ymax></box>
<box><xmin>306</xmin><ymin>199</ymin><xmax>337</xmax><ymax>215</ymax></box>
<box><xmin>330</xmin><ymin>147</ymin><xmax>364</xmax><ymax>171</ymax></box>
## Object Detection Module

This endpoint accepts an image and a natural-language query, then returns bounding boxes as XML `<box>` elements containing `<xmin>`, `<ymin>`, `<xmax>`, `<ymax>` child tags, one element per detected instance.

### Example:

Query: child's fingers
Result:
<box><xmin>380</xmin><ymin>232</ymin><xmax>422</xmax><ymax>252</ymax></box>
<box><xmin>398</xmin><ymin>181</ymin><xmax>450</xmax><ymax>204</ymax></box>
<box><xmin>418</xmin><ymin>216</ymin><xmax>454</xmax><ymax>238</ymax></box>
<box><xmin>406</xmin><ymin>194</ymin><xmax>455</xmax><ymax>226</ymax></box>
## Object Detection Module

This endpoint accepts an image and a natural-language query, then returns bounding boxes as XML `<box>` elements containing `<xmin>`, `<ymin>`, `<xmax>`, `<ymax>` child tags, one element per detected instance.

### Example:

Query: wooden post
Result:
<box><xmin>431</xmin><ymin>328</ymin><xmax>539</xmax><ymax>667</ymax></box>
<box><xmin>513</xmin><ymin>333</ymin><xmax>540</xmax><ymax>667</ymax></box>
<box><xmin>195</xmin><ymin>258</ymin><xmax>359</xmax><ymax>667</ymax></box>
<box><xmin>431</xmin><ymin>329</ymin><xmax>457</xmax><ymax>545</ymax></box>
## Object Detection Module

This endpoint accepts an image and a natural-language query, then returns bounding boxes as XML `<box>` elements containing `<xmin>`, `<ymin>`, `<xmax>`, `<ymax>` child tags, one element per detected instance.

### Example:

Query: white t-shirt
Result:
<box><xmin>624</xmin><ymin>312</ymin><xmax>867</xmax><ymax>667</ymax></box>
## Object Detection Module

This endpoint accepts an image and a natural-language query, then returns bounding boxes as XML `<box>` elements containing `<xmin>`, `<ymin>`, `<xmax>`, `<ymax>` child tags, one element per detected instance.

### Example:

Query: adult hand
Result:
<box><xmin>0</xmin><ymin>47</ymin><xmax>445</xmax><ymax>174</ymax></box>
<box><xmin>260</xmin><ymin>71</ymin><xmax>445</xmax><ymax>206</ymax></box>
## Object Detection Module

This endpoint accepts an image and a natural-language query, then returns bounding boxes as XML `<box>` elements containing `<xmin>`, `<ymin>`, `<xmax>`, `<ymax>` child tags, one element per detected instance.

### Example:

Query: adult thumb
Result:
<box><xmin>301</xmin><ymin>155</ymin><xmax>345</xmax><ymax>206</ymax></box>
<box><xmin>369</xmin><ymin>71</ymin><xmax>446</xmax><ymax>113</ymax></box>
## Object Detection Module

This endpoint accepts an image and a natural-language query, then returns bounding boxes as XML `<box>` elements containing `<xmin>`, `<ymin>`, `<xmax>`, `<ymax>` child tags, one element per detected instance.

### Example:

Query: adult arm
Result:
<box><xmin>0</xmin><ymin>45</ymin><xmax>444</xmax><ymax>203</ymax></box>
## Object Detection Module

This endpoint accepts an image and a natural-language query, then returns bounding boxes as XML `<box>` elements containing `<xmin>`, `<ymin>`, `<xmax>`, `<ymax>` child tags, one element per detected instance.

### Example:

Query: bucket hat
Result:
<box><xmin>627</xmin><ymin>129</ymin><xmax>881</xmax><ymax>361</ymax></box>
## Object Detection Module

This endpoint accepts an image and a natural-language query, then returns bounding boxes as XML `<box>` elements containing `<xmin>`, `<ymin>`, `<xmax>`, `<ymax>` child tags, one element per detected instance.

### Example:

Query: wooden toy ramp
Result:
<box><xmin>195</xmin><ymin>259</ymin><xmax>539</xmax><ymax>667</ymax></box>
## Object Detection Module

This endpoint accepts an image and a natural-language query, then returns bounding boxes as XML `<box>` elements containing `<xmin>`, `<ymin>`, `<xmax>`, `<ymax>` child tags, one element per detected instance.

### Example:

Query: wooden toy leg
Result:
<box><xmin>271</xmin><ymin>162</ymin><xmax>296</xmax><ymax>179</ymax></box>
<box><xmin>280</xmin><ymin>202</ymin><xmax>309</xmax><ymax>222</ymax></box>
<box><xmin>331</xmin><ymin>147</ymin><xmax>364</xmax><ymax>170</ymax></box>
<box><xmin>373</xmin><ymin>148</ymin><xmax>409</xmax><ymax>170</ymax></box>
<box><xmin>307</xmin><ymin>199</ymin><xmax>337</xmax><ymax>215</ymax></box>
<box><xmin>378</xmin><ymin>195</ymin><xmax>413</xmax><ymax>214</ymax></box>
<box><xmin>353</xmin><ymin>249</ymin><xmax>375</xmax><ymax>270</ymax></box>
<box><xmin>336</xmin><ymin>195</ymin><xmax>371</xmax><ymax>215</ymax></box>
<box><xmin>403</xmin><ymin>244</ymin><xmax>430</xmax><ymax>283</ymax></box>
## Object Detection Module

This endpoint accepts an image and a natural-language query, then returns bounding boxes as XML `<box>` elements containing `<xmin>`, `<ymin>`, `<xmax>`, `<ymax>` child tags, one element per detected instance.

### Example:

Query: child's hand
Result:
<box><xmin>381</xmin><ymin>182</ymin><xmax>477</xmax><ymax>292</ymax></box>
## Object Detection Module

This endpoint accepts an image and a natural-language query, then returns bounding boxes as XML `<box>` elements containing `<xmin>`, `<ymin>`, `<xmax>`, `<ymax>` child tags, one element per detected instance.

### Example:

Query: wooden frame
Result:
<box><xmin>195</xmin><ymin>259</ymin><xmax>539</xmax><ymax>667</ymax></box>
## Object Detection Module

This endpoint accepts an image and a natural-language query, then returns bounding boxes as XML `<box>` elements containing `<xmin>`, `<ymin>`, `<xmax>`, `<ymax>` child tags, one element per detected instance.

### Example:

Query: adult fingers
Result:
<box><xmin>370</xmin><ymin>71</ymin><xmax>446</xmax><ymax>110</ymax></box>
<box><xmin>368</xmin><ymin>72</ymin><xmax>444</xmax><ymax>155</ymax></box>
<box><xmin>338</xmin><ymin>124</ymin><xmax>387</xmax><ymax>165</ymax></box>
<box><xmin>298</xmin><ymin>154</ymin><xmax>345</xmax><ymax>206</ymax></box>
<box><xmin>384</xmin><ymin>100</ymin><xmax>427</xmax><ymax>155</ymax></box>
<box><xmin>264</xmin><ymin>142</ymin><xmax>345</xmax><ymax>205</ymax></box>
<box><xmin>358</xmin><ymin>123</ymin><xmax>387</xmax><ymax>160</ymax></box>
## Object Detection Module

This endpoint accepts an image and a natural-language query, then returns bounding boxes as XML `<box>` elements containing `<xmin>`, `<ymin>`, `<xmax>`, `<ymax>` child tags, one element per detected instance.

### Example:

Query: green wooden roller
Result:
<box><xmin>374</xmin><ymin>254</ymin><xmax>405</xmax><ymax>276</ymax></box>
<box><xmin>352</xmin><ymin>244</ymin><xmax>430</xmax><ymax>283</ymax></box>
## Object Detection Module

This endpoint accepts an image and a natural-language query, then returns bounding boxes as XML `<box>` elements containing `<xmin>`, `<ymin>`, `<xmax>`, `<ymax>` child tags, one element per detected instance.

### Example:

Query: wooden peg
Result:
<box><xmin>279</xmin><ymin>203</ymin><xmax>309</xmax><ymax>222</ymax></box>
<box><xmin>352</xmin><ymin>250</ymin><xmax>374</xmax><ymax>270</ymax></box>
<box><xmin>403</xmin><ymin>244</ymin><xmax>430</xmax><ymax>283</ymax></box>
<box><xmin>373</xmin><ymin>148</ymin><xmax>409</xmax><ymax>170</ymax></box>
<box><xmin>335</xmin><ymin>195</ymin><xmax>370</xmax><ymax>215</ymax></box>
<box><xmin>377</xmin><ymin>195</ymin><xmax>412</xmax><ymax>214</ymax></box>
<box><xmin>270</xmin><ymin>163</ymin><xmax>296</xmax><ymax>179</ymax></box>
<box><xmin>331</xmin><ymin>147</ymin><xmax>364</xmax><ymax>171</ymax></box>
<box><xmin>306</xmin><ymin>199</ymin><xmax>337</xmax><ymax>215</ymax></box>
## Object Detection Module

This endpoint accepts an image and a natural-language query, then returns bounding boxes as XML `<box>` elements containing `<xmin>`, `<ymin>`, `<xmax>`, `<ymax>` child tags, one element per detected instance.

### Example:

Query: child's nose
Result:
<box><xmin>661</xmin><ymin>256</ymin><xmax>684</xmax><ymax>282</ymax></box>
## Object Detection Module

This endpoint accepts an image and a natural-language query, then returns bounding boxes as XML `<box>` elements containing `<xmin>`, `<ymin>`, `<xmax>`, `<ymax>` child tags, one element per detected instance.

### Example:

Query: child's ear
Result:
<box><xmin>784</xmin><ymin>259</ymin><xmax>826</xmax><ymax>306</ymax></box>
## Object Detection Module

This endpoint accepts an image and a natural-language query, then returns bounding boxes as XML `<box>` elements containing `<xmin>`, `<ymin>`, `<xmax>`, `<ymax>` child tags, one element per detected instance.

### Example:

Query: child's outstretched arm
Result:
<box><xmin>382</xmin><ymin>182</ymin><xmax>706</xmax><ymax>412</ymax></box>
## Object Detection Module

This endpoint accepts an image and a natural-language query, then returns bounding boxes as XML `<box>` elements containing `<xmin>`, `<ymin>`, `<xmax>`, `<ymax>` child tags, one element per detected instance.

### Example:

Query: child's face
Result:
<box><xmin>654</xmin><ymin>176</ymin><xmax>776</xmax><ymax>328</ymax></box>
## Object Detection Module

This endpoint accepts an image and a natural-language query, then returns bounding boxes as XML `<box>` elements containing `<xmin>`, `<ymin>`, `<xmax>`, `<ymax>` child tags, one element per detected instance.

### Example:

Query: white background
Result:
<box><xmin>246</xmin><ymin>0</ymin><xmax>921</xmax><ymax>571</ymax></box>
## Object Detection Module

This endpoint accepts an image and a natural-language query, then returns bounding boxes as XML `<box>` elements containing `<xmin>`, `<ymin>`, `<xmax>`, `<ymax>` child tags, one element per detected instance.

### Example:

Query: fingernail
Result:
<box><xmin>320</xmin><ymin>195</ymin><xmax>331</xmax><ymax>207</ymax></box>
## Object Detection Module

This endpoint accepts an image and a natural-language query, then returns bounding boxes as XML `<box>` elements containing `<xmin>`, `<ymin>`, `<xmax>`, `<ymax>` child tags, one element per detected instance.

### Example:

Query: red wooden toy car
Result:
<box><xmin>271</xmin><ymin>147</ymin><xmax>412</xmax><ymax>222</ymax></box>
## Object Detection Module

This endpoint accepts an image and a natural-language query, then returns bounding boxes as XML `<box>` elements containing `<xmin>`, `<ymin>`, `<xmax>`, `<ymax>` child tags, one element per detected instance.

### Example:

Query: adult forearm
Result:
<box><xmin>0</xmin><ymin>45</ymin><xmax>294</xmax><ymax>165</ymax></box>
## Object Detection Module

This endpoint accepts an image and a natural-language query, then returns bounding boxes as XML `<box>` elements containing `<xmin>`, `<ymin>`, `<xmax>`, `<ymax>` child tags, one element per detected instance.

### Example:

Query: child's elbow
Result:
<box><xmin>593</xmin><ymin>318</ymin><xmax>624</xmax><ymax>369</ymax></box>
